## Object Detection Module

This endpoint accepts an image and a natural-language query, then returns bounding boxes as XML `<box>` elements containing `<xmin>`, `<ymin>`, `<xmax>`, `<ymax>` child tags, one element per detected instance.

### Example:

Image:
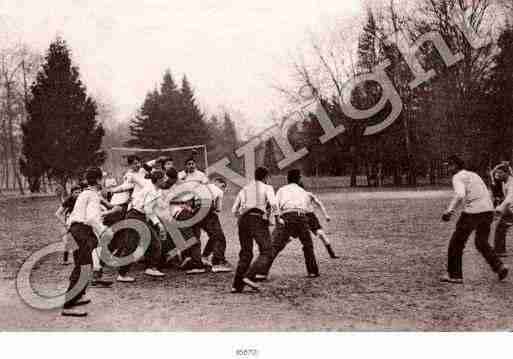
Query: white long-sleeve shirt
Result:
<box><xmin>130</xmin><ymin>181</ymin><xmax>162</xmax><ymax>225</ymax></box>
<box><xmin>447</xmin><ymin>170</ymin><xmax>493</xmax><ymax>214</ymax></box>
<box><xmin>67</xmin><ymin>187</ymin><xmax>107</xmax><ymax>236</ymax></box>
<box><xmin>276</xmin><ymin>183</ymin><xmax>312</xmax><ymax>213</ymax></box>
<box><xmin>110</xmin><ymin>168</ymin><xmax>149</xmax><ymax>205</ymax></box>
<box><xmin>232</xmin><ymin>180</ymin><xmax>276</xmax><ymax>216</ymax></box>
<box><xmin>178</xmin><ymin>169</ymin><xmax>208</xmax><ymax>184</ymax></box>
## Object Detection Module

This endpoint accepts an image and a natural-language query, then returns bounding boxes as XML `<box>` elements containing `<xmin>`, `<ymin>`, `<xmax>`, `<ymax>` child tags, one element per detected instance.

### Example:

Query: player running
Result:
<box><xmin>440</xmin><ymin>155</ymin><xmax>508</xmax><ymax>284</ymax></box>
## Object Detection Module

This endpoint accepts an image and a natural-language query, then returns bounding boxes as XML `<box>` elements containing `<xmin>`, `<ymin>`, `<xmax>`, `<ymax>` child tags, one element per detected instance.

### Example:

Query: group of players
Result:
<box><xmin>55</xmin><ymin>154</ymin><xmax>338</xmax><ymax>317</ymax></box>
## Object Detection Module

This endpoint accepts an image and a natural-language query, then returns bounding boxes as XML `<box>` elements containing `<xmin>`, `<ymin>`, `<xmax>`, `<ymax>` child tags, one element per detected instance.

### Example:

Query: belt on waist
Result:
<box><xmin>281</xmin><ymin>209</ymin><xmax>308</xmax><ymax>216</ymax></box>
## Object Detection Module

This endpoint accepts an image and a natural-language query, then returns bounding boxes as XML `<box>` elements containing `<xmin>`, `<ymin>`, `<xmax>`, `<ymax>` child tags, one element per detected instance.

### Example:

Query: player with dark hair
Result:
<box><xmin>440</xmin><ymin>155</ymin><xmax>508</xmax><ymax>284</ymax></box>
<box><xmin>231</xmin><ymin>167</ymin><xmax>277</xmax><ymax>293</ymax></box>
<box><xmin>199</xmin><ymin>177</ymin><xmax>232</xmax><ymax>273</ymax></box>
<box><xmin>178</xmin><ymin>156</ymin><xmax>208</xmax><ymax>184</ymax></box>
<box><xmin>62</xmin><ymin>167</ymin><xmax>113</xmax><ymax>317</ymax></box>
<box><xmin>254</xmin><ymin>169</ymin><xmax>320</xmax><ymax>283</ymax></box>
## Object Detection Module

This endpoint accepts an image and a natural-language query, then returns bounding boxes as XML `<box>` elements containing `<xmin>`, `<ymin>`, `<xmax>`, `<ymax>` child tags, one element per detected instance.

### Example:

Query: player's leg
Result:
<box><xmin>307</xmin><ymin>213</ymin><xmax>338</xmax><ymax>259</ymax></box>
<box><xmin>245</xmin><ymin>217</ymin><xmax>272</xmax><ymax>284</ymax></box>
<box><xmin>203</xmin><ymin>212</ymin><xmax>231</xmax><ymax>272</ymax></box>
<box><xmin>294</xmin><ymin>218</ymin><xmax>320</xmax><ymax>277</ymax></box>
<box><xmin>474</xmin><ymin>212</ymin><xmax>508</xmax><ymax>280</ymax></box>
<box><xmin>494</xmin><ymin>211</ymin><xmax>513</xmax><ymax>256</ymax></box>
<box><xmin>442</xmin><ymin>213</ymin><xmax>474</xmax><ymax>283</ymax></box>
<box><xmin>144</xmin><ymin>223</ymin><xmax>165</xmax><ymax>277</ymax></box>
<box><xmin>232</xmin><ymin>215</ymin><xmax>255</xmax><ymax>292</ymax></box>
<box><xmin>62</xmin><ymin>223</ymin><xmax>96</xmax><ymax>317</ymax></box>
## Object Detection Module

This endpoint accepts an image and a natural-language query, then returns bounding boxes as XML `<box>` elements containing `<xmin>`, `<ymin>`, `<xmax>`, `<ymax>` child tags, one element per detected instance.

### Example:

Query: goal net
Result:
<box><xmin>104</xmin><ymin>145</ymin><xmax>209</xmax><ymax>182</ymax></box>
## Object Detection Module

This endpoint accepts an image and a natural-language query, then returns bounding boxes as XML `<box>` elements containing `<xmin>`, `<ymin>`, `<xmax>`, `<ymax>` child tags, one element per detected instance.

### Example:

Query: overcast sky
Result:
<box><xmin>0</xmin><ymin>0</ymin><xmax>364</xmax><ymax>133</ymax></box>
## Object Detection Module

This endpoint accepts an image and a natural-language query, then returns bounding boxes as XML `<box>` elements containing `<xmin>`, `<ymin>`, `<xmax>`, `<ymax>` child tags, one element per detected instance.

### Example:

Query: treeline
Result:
<box><xmin>267</xmin><ymin>0</ymin><xmax>513</xmax><ymax>187</ymax></box>
<box><xmin>124</xmin><ymin>70</ymin><xmax>241</xmax><ymax>170</ymax></box>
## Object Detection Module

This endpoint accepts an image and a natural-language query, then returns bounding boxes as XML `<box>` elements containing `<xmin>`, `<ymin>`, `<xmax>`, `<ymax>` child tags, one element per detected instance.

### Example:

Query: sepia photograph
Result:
<box><xmin>1</xmin><ymin>0</ymin><xmax>513</xmax><ymax>356</ymax></box>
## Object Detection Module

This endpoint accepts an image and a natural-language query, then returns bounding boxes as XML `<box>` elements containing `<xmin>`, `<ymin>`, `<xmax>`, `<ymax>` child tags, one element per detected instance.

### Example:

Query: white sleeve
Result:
<box><xmin>232</xmin><ymin>190</ymin><xmax>243</xmax><ymax>215</ymax></box>
<box><xmin>447</xmin><ymin>175</ymin><xmax>465</xmax><ymax>213</ymax></box>
<box><xmin>86</xmin><ymin>193</ymin><xmax>107</xmax><ymax>236</ymax></box>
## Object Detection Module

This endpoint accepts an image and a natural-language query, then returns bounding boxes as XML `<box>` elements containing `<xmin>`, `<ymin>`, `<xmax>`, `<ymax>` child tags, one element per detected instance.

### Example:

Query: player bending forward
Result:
<box><xmin>440</xmin><ymin>155</ymin><xmax>508</xmax><ymax>284</ymax></box>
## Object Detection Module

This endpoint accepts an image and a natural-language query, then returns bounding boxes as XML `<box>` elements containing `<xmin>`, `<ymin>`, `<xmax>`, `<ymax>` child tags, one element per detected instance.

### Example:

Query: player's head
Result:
<box><xmin>162</xmin><ymin>156</ymin><xmax>174</xmax><ymax>171</ymax></box>
<box><xmin>214</xmin><ymin>177</ymin><xmax>227</xmax><ymax>191</ymax></box>
<box><xmin>185</xmin><ymin>157</ymin><xmax>196</xmax><ymax>173</ymax></box>
<box><xmin>255</xmin><ymin>167</ymin><xmax>269</xmax><ymax>183</ymax></box>
<box><xmin>494</xmin><ymin>164</ymin><xmax>510</xmax><ymax>181</ymax></box>
<box><xmin>149</xmin><ymin>169</ymin><xmax>165</xmax><ymax>186</ymax></box>
<box><xmin>445</xmin><ymin>155</ymin><xmax>465</xmax><ymax>174</ymax></box>
<box><xmin>287</xmin><ymin>169</ymin><xmax>302</xmax><ymax>185</ymax></box>
<box><xmin>70</xmin><ymin>184</ymin><xmax>82</xmax><ymax>197</ymax></box>
<box><xmin>164</xmin><ymin>168</ymin><xmax>179</xmax><ymax>188</ymax></box>
<box><xmin>126</xmin><ymin>155</ymin><xmax>141</xmax><ymax>171</ymax></box>
<box><xmin>85</xmin><ymin>167</ymin><xmax>104</xmax><ymax>187</ymax></box>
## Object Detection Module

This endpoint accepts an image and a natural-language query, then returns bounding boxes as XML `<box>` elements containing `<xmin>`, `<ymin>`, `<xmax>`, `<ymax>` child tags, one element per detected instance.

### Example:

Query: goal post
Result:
<box><xmin>105</xmin><ymin>145</ymin><xmax>208</xmax><ymax>181</ymax></box>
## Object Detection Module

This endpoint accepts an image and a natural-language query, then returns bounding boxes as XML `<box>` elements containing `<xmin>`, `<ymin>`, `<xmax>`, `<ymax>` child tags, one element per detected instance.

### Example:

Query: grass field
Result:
<box><xmin>2</xmin><ymin>188</ymin><xmax>513</xmax><ymax>331</ymax></box>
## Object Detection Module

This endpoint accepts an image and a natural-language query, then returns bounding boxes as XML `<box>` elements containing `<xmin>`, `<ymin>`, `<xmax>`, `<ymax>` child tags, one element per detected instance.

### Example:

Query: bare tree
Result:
<box><xmin>0</xmin><ymin>41</ymin><xmax>41</xmax><ymax>194</ymax></box>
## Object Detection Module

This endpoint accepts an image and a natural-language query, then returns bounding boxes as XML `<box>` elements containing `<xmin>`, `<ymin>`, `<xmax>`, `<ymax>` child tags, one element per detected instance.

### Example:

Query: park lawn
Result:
<box><xmin>1</xmin><ymin>189</ymin><xmax>513</xmax><ymax>331</ymax></box>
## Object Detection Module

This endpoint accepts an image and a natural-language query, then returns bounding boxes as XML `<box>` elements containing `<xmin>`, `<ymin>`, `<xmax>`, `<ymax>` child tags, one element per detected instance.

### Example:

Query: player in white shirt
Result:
<box><xmin>441</xmin><ymin>155</ymin><xmax>508</xmax><ymax>284</ymax></box>
<box><xmin>62</xmin><ymin>167</ymin><xmax>113</xmax><ymax>317</ymax></box>
<box><xmin>256</xmin><ymin>169</ymin><xmax>320</xmax><ymax>282</ymax></box>
<box><xmin>159</xmin><ymin>168</ymin><xmax>209</xmax><ymax>274</ymax></box>
<box><xmin>197</xmin><ymin>178</ymin><xmax>232</xmax><ymax>273</ymax></box>
<box><xmin>178</xmin><ymin>157</ymin><xmax>208</xmax><ymax>184</ymax></box>
<box><xmin>231</xmin><ymin>167</ymin><xmax>277</xmax><ymax>293</ymax></box>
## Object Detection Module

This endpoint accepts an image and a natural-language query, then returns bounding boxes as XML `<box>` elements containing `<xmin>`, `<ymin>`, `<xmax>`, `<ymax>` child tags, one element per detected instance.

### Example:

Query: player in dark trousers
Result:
<box><xmin>231</xmin><ymin>167</ymin><xmax>277</xmax><ymax>293</ymax></box>
<box><xmin>493</xmin><ymin>163</ymin><xmax>513</xmax><ymax>257</ymax></box>
<box><xmin>55</xmin><ymin>184</ymin><xmax>84</xmax><ymax>265</ymax></box>
<box><xmin>441</xmin><ymin>155</ymin><xmax>508</xmax><ymax>284</ymax></box>
<box><xmin>198</xmin><ymin>178</ymin><xmax>232</xmax><ymax>272</ymax></box>
<box><xmin>62</xmin><ymin>167</ymin><xmax>113</xmax><ymax>317</ymax></box>
<box><xmin>256</xmin><ymin>169</ymin><xmax>320</xmax><ymax>281</ymax></box>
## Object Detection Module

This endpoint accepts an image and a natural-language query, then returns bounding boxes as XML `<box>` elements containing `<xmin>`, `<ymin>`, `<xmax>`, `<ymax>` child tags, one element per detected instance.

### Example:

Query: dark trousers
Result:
<box><xmin>258</xmin><ymin>213</ymin><xmax>319</xmax><ymax>277</ymax></box>
<box><xmin>448</xmin><ymin>212</ymin><xmax>503</xmax><ymax>279</ymax></box>
<box><xmin>170</xmin><ymin>208</ymin><xmax>204</xmax><ymax>269</ymax></box>
<box><xmin>494</xmin><ymin>211</ymin><xmax>513</xmax><ymax>254</ymax></box>
<box><xmin>199</xmin><ymin>211</ymin><xmax>227</xmax><ymax>265</ymax></box>
<box><xmin>117</xmin><ymin>209</ymin><xmax>162</xmax><ymax>275</ymax></box>
<box><xmin>233</xmin><ymin>212</ymin><xmax>272</xmax><ymax>290</ymax></box>
<box><xmin>65</xmin><ymin>223</ymin><xmax>97</xmax><ymax>308</ymax></box>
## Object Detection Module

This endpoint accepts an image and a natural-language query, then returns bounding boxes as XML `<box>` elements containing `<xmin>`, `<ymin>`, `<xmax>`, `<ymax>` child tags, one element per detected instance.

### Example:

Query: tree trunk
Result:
<box><xmin>5</xmin><ymin>80</ymin><xmax>24</xmax><ymax>195</ymax></box>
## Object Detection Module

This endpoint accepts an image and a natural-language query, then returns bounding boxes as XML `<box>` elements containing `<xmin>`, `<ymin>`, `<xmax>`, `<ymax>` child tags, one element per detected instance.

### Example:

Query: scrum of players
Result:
<box><xmin>55</xmin><ymin>153</ymin><xmax>337</xmax><ymax>317</ymax></box>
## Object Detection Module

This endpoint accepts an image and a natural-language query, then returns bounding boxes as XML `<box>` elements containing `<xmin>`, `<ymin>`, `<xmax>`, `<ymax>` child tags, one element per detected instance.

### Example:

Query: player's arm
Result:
<box><xmin>231</xmin><ymin>190</ymin><xmax>243</xmax><ymax>217</ymax></box>
<box><xmin>443</xmin><ymin>175</ymin><xmax>465</xmax><ymax>221</ymax></box>
<box><xmin>497</xmin><ymin>182</ymin><xmax>513</xmax><ymax>215</ymax></box>
<box><xmin>55</xmin><ymin>206</ymin><xmax>67</xmax><ymax>225</ymax></box>
<box><xmin>85</xmin><ymin>192</ymin><xmax>111</xmax><ymax>240</ymax></box>
<box><xmin>310</xmin><ymin>193</ymin><xmax>330</xmax><ymax>221</ymax></box>
<box><xmin>214</xmin><ymin>190</ymin><xmax>223</xmax><ymax>212</ymax></box>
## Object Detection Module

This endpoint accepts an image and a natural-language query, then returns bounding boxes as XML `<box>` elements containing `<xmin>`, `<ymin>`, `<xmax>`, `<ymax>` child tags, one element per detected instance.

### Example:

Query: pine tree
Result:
<box><xmin>180</xmin><ymin>75</ymin><xmax>210</xmax><ymax>146</ymax></box>
<box><xmin>221</xmin><ymin>112</ymin><xmax>238</xmax><ymax>152</ymax></box>
<box><xmin>21</xmin><ymin>37</ymin><xmax>104</xmax><ymax>190</ymax></box>
<box><xmin>127</xmin><ymin>71</ymin><xmax>211</xmax><ymax>149</ymax></box>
